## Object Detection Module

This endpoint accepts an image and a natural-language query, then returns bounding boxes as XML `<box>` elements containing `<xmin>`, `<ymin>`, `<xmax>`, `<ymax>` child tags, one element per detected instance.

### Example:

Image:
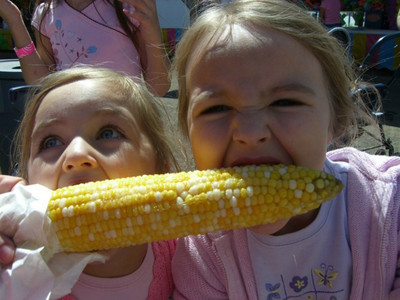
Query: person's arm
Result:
<box><xmin>0</xmin><ymin>0</ymin><xmax>53</xmax><ymax>84</ymax></box>
<box><xmin>0</xmin><ymin>175</ymin><xmax>26</xmax><ymax>265</ymax></box>
<box><xmin>120</xmin><ymin>0</ymin><xmax>171</xmax><ymax>96</ymax></box>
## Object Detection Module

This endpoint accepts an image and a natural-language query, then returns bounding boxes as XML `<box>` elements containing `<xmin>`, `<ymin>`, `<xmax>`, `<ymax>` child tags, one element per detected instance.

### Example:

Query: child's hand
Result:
<box><xmin>0</xmin><ymin>233</ymin><xmax>15</xmax><ymax>265</ymax></box>
<box><xmin>0</xmin><ymin>175</ymin><xmax>25</xmax><ymax>265</ymax></box>
<box><xmin>119</xmin><ymin>0</ymin><xmax>164</xmax><ymax>45</ymax></box>
<box><xmin>0</xmin><ymin>175</ymin><xmax>26</xmax><ymax>192</ymax></box>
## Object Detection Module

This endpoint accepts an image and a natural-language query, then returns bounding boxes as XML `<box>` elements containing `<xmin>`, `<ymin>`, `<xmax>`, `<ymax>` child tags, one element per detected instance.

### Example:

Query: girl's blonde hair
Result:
<box><xmin>12</xmin><ymin>66</ymin><xmax>178</xmax><ymax>180</ymax></box>
<box><xmin>173</xmin><ymin>0</ymin><xmax>371</xmax><ymax>145</ymax></box>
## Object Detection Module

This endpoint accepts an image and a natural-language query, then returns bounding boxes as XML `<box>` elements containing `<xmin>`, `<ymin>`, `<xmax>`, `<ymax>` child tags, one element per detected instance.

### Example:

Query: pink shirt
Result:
<box><xmin>172</xmin><ymin>147</ymin><xmax>400</xmax><ymax>299</ymax></box>
<box><xmin>58</xmin><ymin>240</ymin><xmax>176</xmax><ymax>300</ymax></box>
<box><xmin>31</xmin><ymin>0</ymin><xmax>142</xmax><ymax>77</ymax></box>
<box><xmin>320</xmin><ymin>0</ymin><xmax>341</xmax><ymax>25</ymax></box>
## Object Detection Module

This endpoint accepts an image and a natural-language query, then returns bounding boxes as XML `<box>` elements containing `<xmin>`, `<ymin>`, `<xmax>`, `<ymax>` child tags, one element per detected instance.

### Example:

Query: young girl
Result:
<box><xmin>319</xmin><ymin>0</ymin><xmax>343</xmax><ymax>28</ymax></box>
<box><xmin>171</xmin><ymin>0</ymin><xmax>400</xmax><ymax>298</ymax></box>
<box><xmin>1</xmin><ymin>66</ymin><xmax>177</xmax><ymax>299</ymax></box>
<box><xmin>0</xmin><ymin>0</ymin><xmax>171</xmax><ymax>96</ymax></box>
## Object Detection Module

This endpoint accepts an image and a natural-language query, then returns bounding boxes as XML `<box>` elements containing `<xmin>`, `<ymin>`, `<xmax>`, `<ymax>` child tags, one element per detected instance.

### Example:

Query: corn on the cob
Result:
<box><xmin>47</xmin><ymin>164</ymin><xmax>343</xmax><ymax>252</ymax></box>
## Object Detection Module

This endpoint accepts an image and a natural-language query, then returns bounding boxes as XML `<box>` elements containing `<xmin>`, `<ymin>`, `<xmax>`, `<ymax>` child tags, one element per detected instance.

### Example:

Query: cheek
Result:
<box><xmin>273</xmin><ymin>113</ymin><xmax>330</xmax><ymax>170</ymax></box>
<box><xmin>27</xmin><ymin>160</ymin><xmax>58</xmax><ymax>189</ymax></box>
<box><xmin>189</xmin><ymin>122</ymin><xmax>228</xmax><ymax>170</ymax></box>
<box><xmin>110</xmin><ymin>143</ymin><xmax>157</xmax><ymax>178</ymax></box>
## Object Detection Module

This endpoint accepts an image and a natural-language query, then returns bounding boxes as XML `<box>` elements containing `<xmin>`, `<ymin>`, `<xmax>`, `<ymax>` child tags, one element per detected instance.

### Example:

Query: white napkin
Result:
<box><xmin>0</xmin><ymin>184</ymin><xmax>106</xmax><ymax>300</ymax></box>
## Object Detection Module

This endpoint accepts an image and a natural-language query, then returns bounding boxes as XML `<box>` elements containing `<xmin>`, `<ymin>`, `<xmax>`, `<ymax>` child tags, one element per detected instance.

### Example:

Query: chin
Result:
<box><xmin>248</xmin><ymin>218</ymin><xmax>290</xmax><ymax>235</ymax></box>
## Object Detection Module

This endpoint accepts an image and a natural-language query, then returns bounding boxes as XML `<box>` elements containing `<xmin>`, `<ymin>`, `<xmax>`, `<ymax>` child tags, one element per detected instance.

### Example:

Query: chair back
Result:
<box><xmin>0</xmin><ymin>85</ymin><xmax>37</xmax><ymax>175</ymax></box>
<box><xmin>328</xmin><ymin>27</ymin><xmax>351</xmax><ymax>55</ymax></box>
<box><xmin>357</xmin><ymin>32</ymin><xmax>400</xmax><ymax>89</ymax></box>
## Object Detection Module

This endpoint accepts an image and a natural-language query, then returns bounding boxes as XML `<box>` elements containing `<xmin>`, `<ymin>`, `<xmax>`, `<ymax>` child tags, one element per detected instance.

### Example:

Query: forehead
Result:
<box><xmin>37</xmin><ymin>79</ymin><xmax>132</xmax><ymax>118</ymax></box>
<box><xmin>186</xmin><ymin>24</ymin><xmax>318</xmax><ymax>72</ymax></box>
<box><xmin>185</xmin><ymin>24</ymin><xmax>323</xmax><ymax>85</ymax></box>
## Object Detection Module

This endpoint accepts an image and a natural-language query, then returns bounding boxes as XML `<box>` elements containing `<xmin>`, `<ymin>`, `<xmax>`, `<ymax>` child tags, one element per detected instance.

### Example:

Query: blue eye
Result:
<box><xmin>98</xmin><ymin>126</ymin><xmax>124</xmax><ymax>139</ymax></box>
<box><xmin>40</xmin><ymin>136</ymin><xmax>62</xmax><ymax>150</ymax></box>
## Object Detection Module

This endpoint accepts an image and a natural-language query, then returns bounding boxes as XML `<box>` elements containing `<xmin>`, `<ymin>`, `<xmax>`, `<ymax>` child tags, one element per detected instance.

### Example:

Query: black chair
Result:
<box><xmin>328</xmin><ymin>27</ymin><xmax>351</xmax><ymax>56</ymax></box>
<box><xmin>355</xmin><ymin>32</ymin><xmax>400</xmax><ymax>155</ymax></box>
<box><xmin>9</xmin><ymin>85</ymin><xmax>39</xmax><ymax>114</ymax></box>
<box><xmin>0</xmin><ymin>85</ymin><xmax>37</xmax><ymax>174</ymax></box>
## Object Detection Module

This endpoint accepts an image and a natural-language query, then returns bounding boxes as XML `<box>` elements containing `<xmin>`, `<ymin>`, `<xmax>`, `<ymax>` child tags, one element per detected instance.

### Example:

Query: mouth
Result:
<box><xmin>229</xmin><ymin>157</ymin><xmax>282</xmax><ymax>168</ymax></box>
<box><xmin>69</xmin><ymin>179</ymin><xmax>94</xmax><ymax>185</ymax></box>
<box><xmin>61</xmin><ymin>178</ymin><xmax>98</xmax><ymax>188</ymax></box>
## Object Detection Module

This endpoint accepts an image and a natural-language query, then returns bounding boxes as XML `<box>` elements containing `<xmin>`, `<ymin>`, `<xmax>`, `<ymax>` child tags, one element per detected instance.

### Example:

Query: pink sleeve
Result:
<box><xmin>30</xmin><ymin>3</ymin><xmax>46</xmax><ymax>31</ymax></box>
<box><xmin>172</xmin><ymin>235</ymin><xmax>229</xmax><ymax>300</ymax></box>
<box><xmin>148</xmin><ymin>239</ymin><xmax>176</xmax><ymax>300</ymax></box>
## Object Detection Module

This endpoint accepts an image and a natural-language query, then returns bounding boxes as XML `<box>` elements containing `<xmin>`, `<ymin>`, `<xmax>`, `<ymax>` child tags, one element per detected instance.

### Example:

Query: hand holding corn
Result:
<box><xmin>48</xmin><ymin>164</ymin><xmax>343</xmax><ymax>252</ymax></box>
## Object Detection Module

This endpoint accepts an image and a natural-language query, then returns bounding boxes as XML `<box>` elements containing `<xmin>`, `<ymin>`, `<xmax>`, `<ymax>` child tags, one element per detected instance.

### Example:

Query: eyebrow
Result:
<box><xmin>31</xmin><ymin>106</ymin><xmax>136</xmax><ymax>139</ymax></box>
<box><xmin>94</xmin><ymin>106</ymin><xmax>137</xmax><ymax>125</ymax></box>
<box><xmin>271</xmin><ymin>83</ymin><xmax>316</xmax><ymax>96</ymax></box>
<box><xmin>31</xmin><ymin>118</ymin><xmax>63</xmax><ymax>140</ymax></box>
<box><xmin>191</xmin><ymin>90</ymin><xmax>221</xmax><ymax>102</ymax></box>
<box><xmin>192</xmin><ymin>82</ymin><xmax>316</xmax><ymax>102</ymax></box>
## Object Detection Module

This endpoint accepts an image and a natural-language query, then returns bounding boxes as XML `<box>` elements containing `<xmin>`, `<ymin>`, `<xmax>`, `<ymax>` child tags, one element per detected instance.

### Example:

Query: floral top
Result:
<box><xmin>31</xmin><ymin>0</ymin><xmax>142</xmax><ymax>76</ymax></box>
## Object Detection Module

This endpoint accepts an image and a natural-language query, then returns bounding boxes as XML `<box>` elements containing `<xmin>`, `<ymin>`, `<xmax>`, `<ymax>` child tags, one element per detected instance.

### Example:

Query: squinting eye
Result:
<box><xmin>98</xmin><ymin>127</ymin><xmax>124</xmax><ymax>139</ymax></box>
<box><xmin>272</xmin><ymin>99</ymin><xmax>303</xmax><ymax>106</ymax></box>
<box><xmin>201</xmin><ymin>105</ymin><xmax>231</xmax><ymax>115</ymax></box>
<box><xmin>40</xmin><ymin>136</ymin><xmax>63</xmax><ymax>150</ymax></box>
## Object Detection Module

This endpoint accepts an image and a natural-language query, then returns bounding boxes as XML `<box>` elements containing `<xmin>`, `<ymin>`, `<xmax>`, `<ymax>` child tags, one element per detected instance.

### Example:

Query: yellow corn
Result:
<box><xmin>47</xmin><ymin>164</ymin><xmax>343</xmax><ymax>252</ymax></box>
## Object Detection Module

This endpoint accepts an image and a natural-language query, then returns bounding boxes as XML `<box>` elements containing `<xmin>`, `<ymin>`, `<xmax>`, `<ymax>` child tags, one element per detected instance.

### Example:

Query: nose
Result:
<box><xmin>232</xmin><ymin>111</ymin><xmax>270</xmax><ymax>146</ymax></box>
<box><xmin>62</xmin><ymin>137</ymin><xmax>98</xmax><ymax>171</ymax></box>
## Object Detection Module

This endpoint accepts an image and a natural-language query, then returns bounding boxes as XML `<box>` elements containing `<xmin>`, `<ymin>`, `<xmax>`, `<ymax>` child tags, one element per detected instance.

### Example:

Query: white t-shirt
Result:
<box><xmin>248</xmin><ymin>160</ymin><xmax>351</xmax><ymax>299</ymax></box>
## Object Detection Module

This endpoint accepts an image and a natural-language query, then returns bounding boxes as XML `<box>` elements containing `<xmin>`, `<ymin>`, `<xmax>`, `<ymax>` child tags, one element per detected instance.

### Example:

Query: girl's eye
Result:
<box><xmin>98</xmin><ymin>126</ymin><xmax>125</xmax><ymax>139</ymax></box>
<box><xmin>201</xmin><ymin>105</ymin><xmax>232</xmax><ymax>115</ymax></box>
<box><xmin>40</xmin><ymin>136</ymin><xmax>63</xmax><ymax>151</ymax></box>
<box><xmin>271</xmin><ymin>99</ymin><xmax>303</xmax><ymax>106</ymax></box>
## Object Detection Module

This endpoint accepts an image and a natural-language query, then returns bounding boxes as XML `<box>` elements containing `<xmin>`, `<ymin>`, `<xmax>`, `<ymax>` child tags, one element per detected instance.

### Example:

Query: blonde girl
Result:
<box><xmin>3</xmin><ymin>66</ymin><xmax>178</xmax><ymax>299</ymax></box>
<box><xmin>171</xmin><ymin>0</ymin><xmax>400</xmax><ymax>298</ymax></box>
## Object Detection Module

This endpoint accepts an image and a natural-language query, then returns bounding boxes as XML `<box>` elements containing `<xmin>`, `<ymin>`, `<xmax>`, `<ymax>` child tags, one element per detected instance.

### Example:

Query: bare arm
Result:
<box><xmin>120</xmin><ymin>0</ymin><xmax>171</xmax><ymax>96</ymax></box>
<box><xmin>0</xmin><ymin>0</ymin><xmax>53</xmax><ymax>84</ymax></box>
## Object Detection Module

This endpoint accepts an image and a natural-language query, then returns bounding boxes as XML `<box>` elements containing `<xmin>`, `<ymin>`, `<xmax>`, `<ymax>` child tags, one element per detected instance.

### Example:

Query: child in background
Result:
<box><xmin>319</xmin><ymin>0</ymin><xmax>343</xmax><ymax>28</ymax></box>
<box><xmin>1</xmin><ymin>66</ymin><xmax>177</xmax><ymax>299</ymax></box>
<box><xmin>0</xmin><ymin>0</ymin><xmax>171</xmax><ymax>96</ymax></box>
<box><xmin>171</xmin><ymin>0</ymin><xmax>400</xmax><ymax>298</ymax></box>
